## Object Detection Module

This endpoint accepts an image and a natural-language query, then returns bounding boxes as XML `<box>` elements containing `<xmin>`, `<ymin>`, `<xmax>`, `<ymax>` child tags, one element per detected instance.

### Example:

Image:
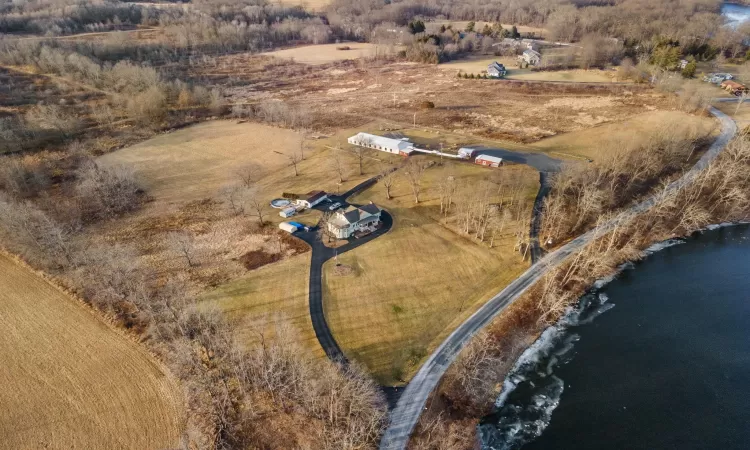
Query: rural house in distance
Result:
<box><xmin>487</xmin><ymin>61</ymin><xmax>507</xmax><ymax>78</ymax></box>
<box><xmin>327</xmin><ymin>203</ymin><xmax>383</xmax><ymax>239</ymax></box>
<box><xmin>299</xmin><ymin>190</ymin><xmax>329</xmax><ymax>208</ymax></box>
<box><xmin>475</xmin><ymin>154</ymin><xmax>503</xmax><ymax>167</ymax></box>
<box><xmin>520</xmin><ymin>49</ymin><xmax>542</xmax><ymax>66</ymax></box>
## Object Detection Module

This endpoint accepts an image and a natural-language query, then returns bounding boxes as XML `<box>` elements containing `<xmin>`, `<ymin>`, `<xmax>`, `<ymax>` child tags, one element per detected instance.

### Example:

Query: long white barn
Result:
<box><xmin>348</xmin><ymin>133</ymin><xmax>415</xmax><ymax>156</ymax></box>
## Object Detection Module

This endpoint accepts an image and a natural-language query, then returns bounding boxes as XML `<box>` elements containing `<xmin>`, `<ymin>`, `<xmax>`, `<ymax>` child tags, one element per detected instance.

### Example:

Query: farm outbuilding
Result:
<box><xmin>279</xmin><ymin>222</ymin><xmax>298</xmax><ymax>233</ymax></box>
<box><xmin>475</xmin><ymin>154</ymin><xmax>503</xmax><ymax>167</ymax></box>
<box><xmin>279</xmin><ymin>207</ymin><xmax>296</xmax><ymax>218</ymax></box>
<box><xmin>348</xmin><ymin>133</ymin><xmax>415</xmax><ymax>156</ymax></box>
<box><xmin>458</xmin><ymin>147</ymin><xmax>477</xmax><ymax>159</ymax></box>
<box><xmin>299</xmin><ymin>190</ymin><xmax>328</xmax><ymax>208</ymax></box>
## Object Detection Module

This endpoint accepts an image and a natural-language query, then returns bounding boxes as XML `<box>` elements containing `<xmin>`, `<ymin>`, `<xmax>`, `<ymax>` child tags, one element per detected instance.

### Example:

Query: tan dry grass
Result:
<box><xmin>530</xmin><ymin>110</ymin><xmax>718</xmax><ymax>160</ymax></box>
<box><xmin>201</xmin><ymin>252</ymin><xmax>324</xmax><ymax>357</ymax></box>
<box><xmin>323</xmin><ymin>162</ymin><xmax>539</xmax><ymax>384</ymax></box>
<box><xmin>0</xmin><ymin>253</ymin><xmax>184</xmax><ymax>450</ymax></box>
<box><xmin>262</xmin><ymin>43</ymin><xmax>386</xmax><ymax>65</ymax></box>
<box><xmin>98</xmin><ymin>120</ymin><xmax>300</xmax><ymax>205</ymax></box>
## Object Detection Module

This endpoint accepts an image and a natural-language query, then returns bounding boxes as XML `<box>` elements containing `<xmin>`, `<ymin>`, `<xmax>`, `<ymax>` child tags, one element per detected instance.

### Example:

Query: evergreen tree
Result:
<box><xmin>682</xmin><ymin>59</ymin><xmax>697</xmax><ymax>78</ymax></box>
<box><xmin>511</xmin><ymin>25</ymin><xmax>519</xmax><ymax>38</ymax></box>
<box><xmin>408</xmin><ymin>19</ymin><xmax>425</xmax><ymax>35</ymax></box>
<box><xmin>465</xmin><ymin>21</ymin><xmax>475</xmax><ymax>32</ymax></box>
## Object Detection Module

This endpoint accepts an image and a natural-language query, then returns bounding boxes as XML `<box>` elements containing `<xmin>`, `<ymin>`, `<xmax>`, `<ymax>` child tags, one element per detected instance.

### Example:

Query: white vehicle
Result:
<box><xmin>328</xmin><ymin>202</ymin><xmax>342</xmax><ymax>211</ymax></box>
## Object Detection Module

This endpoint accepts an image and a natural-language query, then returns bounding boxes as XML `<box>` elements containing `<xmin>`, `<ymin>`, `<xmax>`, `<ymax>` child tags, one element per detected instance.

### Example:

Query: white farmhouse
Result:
<box><xmin>348</xmin><ymin>133</ymin><xmax>415</xmax><ymax>156</ymax></box>
<box><xmin>520</xmin><ymin>49</ymin><xmax>542</xmax><ymax>66</ymax></box>
<box><xmin>327</xmin><ymin>203</ymin><xmax>382</xmax><ymax>239</ymax></box>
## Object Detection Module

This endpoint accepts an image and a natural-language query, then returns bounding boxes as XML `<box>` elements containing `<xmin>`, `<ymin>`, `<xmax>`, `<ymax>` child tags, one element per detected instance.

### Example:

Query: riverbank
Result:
<box><xmin>407</xmin><ymin>136</ymin><xmax>750</xmax><ymax>449</ymax></box>
<box><xmin>487</xmin><ymin>223</ymin><xmax>750</xmax><ymax>450</ymax></box>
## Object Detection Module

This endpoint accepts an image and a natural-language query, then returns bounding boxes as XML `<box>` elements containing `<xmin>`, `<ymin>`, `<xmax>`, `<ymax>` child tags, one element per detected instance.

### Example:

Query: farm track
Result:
<box><xmin>379</xmin><ymin>106</ymin><xmax>737</xmax><ymax>449</ymax></box>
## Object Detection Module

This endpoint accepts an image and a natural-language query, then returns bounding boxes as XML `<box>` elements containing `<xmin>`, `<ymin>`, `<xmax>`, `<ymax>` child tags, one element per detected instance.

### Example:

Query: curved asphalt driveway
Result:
<box><xmin>379</xmin><ymin>106</ymin><xmax>737</xmax><ymax>449</ymax></box>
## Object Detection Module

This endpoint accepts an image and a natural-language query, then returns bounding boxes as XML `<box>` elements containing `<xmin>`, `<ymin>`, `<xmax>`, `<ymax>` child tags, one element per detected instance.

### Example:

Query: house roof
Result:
<box><xmin>523</xmin><ymin>49</ymin><xmax>541</xmax><ymax>58</ymax></box>
<box><xmin>332</xmin><ymin>204</ymin><xmax>382</xmax><ymax>226</ymax></box>
<box><xmin>476</xmin><ymin>154</ymin><xmax>503</xmax><ymax>163</ymax></box>
<box><xmin>349</xmin><ymin>133</ymin><xmax>412</xmax><ymax>152</ymax></box>
<box><xmin>304</xmin><ymin>190</ymin><xmax>327</xmax><ymax>203</ymax></box>
<box><xmin>488</xmin><ymin>62</ymin><xmax>506</xmax><ymax>71</ymax></box>
<box><xmin>359</xmin><ymin>203</ymin><xmax>382</xmax><ymax>216</ymax></box>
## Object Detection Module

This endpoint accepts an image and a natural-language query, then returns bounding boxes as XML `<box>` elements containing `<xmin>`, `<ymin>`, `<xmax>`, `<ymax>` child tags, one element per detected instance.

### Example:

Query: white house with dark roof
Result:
<box><xmin>348</xmin><ymin>133</ymin><xmax>415</xmax><ymax>156</ymax></box>
<box><xmin>487</xmin><ymin>61</ymin><xmax>507</xmax><ymax>78</ymax></box>
<box><xmin>327</xmin><ymin>203</ymin><xmax>382</xmax><ymax>239</ymax></box>
<box><xmin>520</xmin><ymin>49</ymin><xmax>542</xmax><ymax>66</ymax></box>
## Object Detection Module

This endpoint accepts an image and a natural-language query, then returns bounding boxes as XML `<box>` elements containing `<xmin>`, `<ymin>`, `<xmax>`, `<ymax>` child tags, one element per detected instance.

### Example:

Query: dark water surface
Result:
<box><xmin>480</xmin><ymin>225</ymin><xmax>750</xmax><ymax>450</ymax></box>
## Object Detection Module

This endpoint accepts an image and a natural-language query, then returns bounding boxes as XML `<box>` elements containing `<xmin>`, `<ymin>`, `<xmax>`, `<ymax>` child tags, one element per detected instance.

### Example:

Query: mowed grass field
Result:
<box><xmin>201</xmin><ymin>252</ymin><xmax>325</xmax><ymax>357</ymax></box>
<box><xmin>324</xmin><ymin>161</ymin><xmax>539</xmax><ymax>384</ymax></box>
<box><xmin>0</xmin><ymin>254</ymin><xmax>183</xmax><ymax>449</ymax></box>
<box><xmin>262</xmin><ymin>42</ymin><xmax>387</xmax><ymax>65</ymax></box>
<box><xmin>530</xmin><ymin>110</ymin><xmax>719</xmax><ymax>160</ymax></box>
<box><xmin>98</xmin><ymin>120</ymin><xmax>300</xmax><ymax>205</ymax></box>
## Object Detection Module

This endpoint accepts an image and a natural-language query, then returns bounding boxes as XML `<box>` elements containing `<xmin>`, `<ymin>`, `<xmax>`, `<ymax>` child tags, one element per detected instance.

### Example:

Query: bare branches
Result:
<box><xmin>401</xmin><ymin>158</ymin><xmax>428</xmax><ymax>204</ymax></box>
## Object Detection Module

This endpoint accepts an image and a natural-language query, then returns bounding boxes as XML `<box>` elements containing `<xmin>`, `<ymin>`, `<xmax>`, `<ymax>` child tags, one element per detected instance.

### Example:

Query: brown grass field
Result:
<box><xmin>262</xmin><ymin>43</ymin><xmax>390</xmax><ymax>65</ymax></box>
<box><xmin>323</xmin><ymin>161</ymin><xmax>539</xmax><ymax>384</ymax></box>
<box><xmin>0</xmin><ymin>254</ymin><xmax>184</xmax><ymax>449</ymax></box>
<box><xmin>98</xmin><ymin>120</ymin><xmax>301</xmax><ymax>205</ymax></box>
<box><xmin>530</xmin><ymin>110</ymin><xmax>719</xmax><ymax>160</ymax></box>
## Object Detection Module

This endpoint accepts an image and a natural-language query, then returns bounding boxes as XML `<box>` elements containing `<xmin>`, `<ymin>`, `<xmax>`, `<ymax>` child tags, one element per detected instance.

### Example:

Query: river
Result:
<box><xmin>722</xmin><ymin>2</ymin><xmax>750</xmax><ymax>27</ymax></box>
<box><xmin>479</xmin><ymin>224</ymin><xmax>750</xmax><ymax>450</ymax></box>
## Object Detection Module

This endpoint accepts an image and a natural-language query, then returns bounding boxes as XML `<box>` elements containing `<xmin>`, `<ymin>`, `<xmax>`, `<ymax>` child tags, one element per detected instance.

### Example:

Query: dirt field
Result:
<box><xmin>262</xmin><ymin>43</ymin><xmax>392</xmax><ymax>65</ymax></box>
<box><xmin>0</xmin><ymin>254</ymin><xmax>183</xmax><ymax>449</ymax></box>
<box><xmin>531</xmin><ymin>110</ymin><xmax>719</xmax><ymax>160</ymax></box>
<box><xmin>98</xmin><ymin>121</ymin><xmax>300</xmax><ymax>205</ymax></box>
<box><xmin>323</xmin><ymin>162</ymin><xmax>539</xmax><ymax>384</ymax></box>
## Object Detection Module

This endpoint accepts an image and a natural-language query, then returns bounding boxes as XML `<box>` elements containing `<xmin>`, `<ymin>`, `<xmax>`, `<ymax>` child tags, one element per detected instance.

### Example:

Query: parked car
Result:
<box><xmin>328</xmin><ymin>202</ymin><xmax>342</xmax><ymax>211</ymax></box>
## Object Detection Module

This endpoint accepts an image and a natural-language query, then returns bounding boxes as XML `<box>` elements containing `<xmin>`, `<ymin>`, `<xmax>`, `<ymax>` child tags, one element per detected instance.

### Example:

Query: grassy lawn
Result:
<box><xmin>439</xmin><ymin>55</ymin><xmax>615</xmax><ymax>83</ymax></box>
<box><xmin>201</xmin><ymin>252</ymin><xmax>325</xmax><ymax>357</ymax></box>
<box><xmin>530</xmin><ymin>110</ymin><xmax>719</xmax><ymax>161</ymax></box>
<box><xmin>322</xmin><ymin>160</ymin><xmax>539</xmax><ymax>384</ymax></box>
<box><xmin>261</xmin><ymin>42</ymin><xmax>390</xmax><ymax>65</ymax></box>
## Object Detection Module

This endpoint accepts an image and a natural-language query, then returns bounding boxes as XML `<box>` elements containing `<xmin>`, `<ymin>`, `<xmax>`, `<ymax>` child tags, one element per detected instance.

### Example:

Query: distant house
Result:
<box><xmin>520</xmin><ymin>49</ymin><xmax>542</xmax><ymax>66</ymax></box>
<box><xmin>487</xmin><ymin>61</ymin><xmax>507</xmax><ymax>78</ymax></box>
<box><xmin>475</xmin><ymin>154</ymin><xmax>503</xmax><ymax>167</ymax></box>
<box><xmin>721</xmin><ymin>80</ymin><xmax>747</xmax><ymax>95</ymax></box>
<box><xmin>348</xmin><ymin>132</ymin><xmax>415</xmax><ymax>156</ymax></box>
<box><xmin>279</xmin><ymin>207</ymin><xmax>297</xmax><ymax>218</ymax></box>
<box><xmin>327</xmin><ymin>203</ymin><xmax>382</xmax><ymax>239</ymax></box>
<box><xmin>299</xmin><ymin>190</ymin><xmax>328</xmax><ymax>208</ymax></box>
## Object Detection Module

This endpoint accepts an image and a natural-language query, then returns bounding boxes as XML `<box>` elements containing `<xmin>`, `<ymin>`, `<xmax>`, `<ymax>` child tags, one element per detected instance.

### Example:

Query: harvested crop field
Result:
<box><xmin>262</xmin><ymin>42</ymin><xmax>390</xmax><ymax>65</ymax></box>
<box><xmin>0</xmin><ymin>254</ymin><xmax>184</xmax><ymax>450</ymax></box>
<box><xmin>98</xmin><ymin>120</ymin><xmax>300</xmax><ymax>204</ymax></box>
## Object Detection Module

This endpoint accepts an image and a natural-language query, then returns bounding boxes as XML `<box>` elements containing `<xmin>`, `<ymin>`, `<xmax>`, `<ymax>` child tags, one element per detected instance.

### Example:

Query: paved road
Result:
<box><xmin>529</xmin><ymin>172</ymin><xmax>552</xmax><ymax>263</ymax></box>
<box><xmin>378</xmin><ymin>106</ymin><xmax>737</xmax><ymax>449</ymax></box>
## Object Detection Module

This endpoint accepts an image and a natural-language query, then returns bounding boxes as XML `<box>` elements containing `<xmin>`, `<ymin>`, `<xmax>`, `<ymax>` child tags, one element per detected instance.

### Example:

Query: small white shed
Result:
<box><xmin>279</xmin><ymin>207</ymin><xmax>297</xmax><ymax>218</ymax></box>
<box><xmin>279</xmin><ymin>222</ymin><xmax>298</xmax><ymax>233</ymax></box>
<box><xmin>458</xmin><ymin>147</ymin><xmax>476</xmax><ymax>159</ymax></box>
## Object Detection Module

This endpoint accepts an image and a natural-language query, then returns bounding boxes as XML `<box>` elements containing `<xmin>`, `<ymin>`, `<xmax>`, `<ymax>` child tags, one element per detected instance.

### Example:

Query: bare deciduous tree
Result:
<box><xmin>167</xmin><ymin>231</ymin><xmax>198</xmax><ymax>267</ymax></box>
<box><xmin>402</xmin><ymin>158</ymin><xmax>427</xmax><ymax>204</ymax></box>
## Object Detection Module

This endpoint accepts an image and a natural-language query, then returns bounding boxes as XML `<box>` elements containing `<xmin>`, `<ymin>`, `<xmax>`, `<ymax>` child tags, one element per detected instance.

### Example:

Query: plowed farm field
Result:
<box><xmin>0</xmin><ymin>254</ymin><xmax>184</xmax><ymax>449</ymax></box>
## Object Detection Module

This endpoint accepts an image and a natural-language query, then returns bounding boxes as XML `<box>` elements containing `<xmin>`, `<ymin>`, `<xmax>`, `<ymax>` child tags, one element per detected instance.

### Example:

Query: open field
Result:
<box><xmin>98</xmin><ymin>121</ymin><xmax>300</xmax><ymax>205</ymax></box>
<box><xmin>715</xmin><ymin>101</ymin><xmax>750</xmax><ymax>130</ymax></box>
<box><xmin>201</xmin><ymin>252</ymin><xmax>324</xmax><ymax>356</ymax></box>
<box><xmin>262</xmin><ymin>42</ymin><xmax>391</xmax><ymax>65</ymax></box>
<box><xmin>276</xmin><ymin>0</ymin><xmax>331</xmax><ymax>10</ymax></box>
<box><xmin>440</xmin><ymin>55</ymin><xmax>616</xmax><ymax>83</ymax></box>
<box><xmin>323</xmin><ymin>161</ymin><xmax>539</xmax><ymax>384</ymax></box>
<box><xmin>530</xmin><ymin>110</ymin><xmax>719</xmax><ymax>160</ymax></box>
<box><xmin>0</xmin><ymin>253</ymin><xmax>183</xmax><ymax>449</ymax></box>
<box><xmin>190</xmin><ymin>55</ymin><xmax>671</xmax><ymax>143</ymax></box>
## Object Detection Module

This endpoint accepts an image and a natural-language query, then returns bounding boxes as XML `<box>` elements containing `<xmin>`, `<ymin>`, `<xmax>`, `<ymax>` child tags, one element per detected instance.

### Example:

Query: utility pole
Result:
<box><xmin>413</xmin><ymin>111</ymin><xmax>417</xmax><ymax>128</ymax></box>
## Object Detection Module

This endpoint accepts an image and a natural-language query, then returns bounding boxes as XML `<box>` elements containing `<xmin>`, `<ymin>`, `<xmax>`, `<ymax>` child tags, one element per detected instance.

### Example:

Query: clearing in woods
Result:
<box><xmin>0</xmin><ymin>254</ymin><xmax>183</xmax><ymax>449</ymax></box>
<box><xmin>261</xmin><ymin>42</ymin><xmax>391</xmax><ymax>65</ymax></box>
<box><xmin>440</xmin><ymin>55</ymin><xmax>616</xmax><ymax>83</ymax></box>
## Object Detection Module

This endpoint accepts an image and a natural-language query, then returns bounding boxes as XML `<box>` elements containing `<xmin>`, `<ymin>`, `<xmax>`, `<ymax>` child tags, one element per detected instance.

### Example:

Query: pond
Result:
<box><xmin>480</xmin><ymin>225</ymin><xmax>750</xmax><ymax>450</ymax></box>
